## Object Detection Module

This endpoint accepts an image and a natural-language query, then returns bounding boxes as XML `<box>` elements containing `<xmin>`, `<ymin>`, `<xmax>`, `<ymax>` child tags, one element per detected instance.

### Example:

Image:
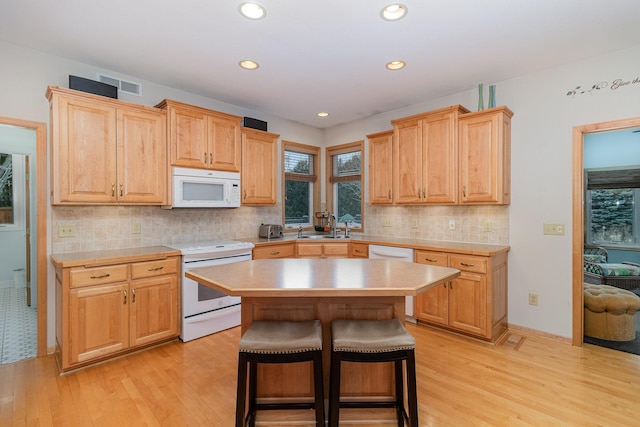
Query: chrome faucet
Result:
<box><xmin>344</xmin><ymin>220</ymin><xmax>350</xmax><ymax>238</ymax></box>
<box><xmin>298</xmin><ymin>225</ymin><xmax>303</xmax><ymax>238</ymax></box>
<box><xmin>330</xmin><ymin>214</ymin><xmax>338</xmax><ymax>238</ymax></box>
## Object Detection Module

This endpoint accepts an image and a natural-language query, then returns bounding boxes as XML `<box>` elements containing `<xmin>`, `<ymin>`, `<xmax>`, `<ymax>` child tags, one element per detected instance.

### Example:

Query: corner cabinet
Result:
<box><xmin>367</xmin><ymin>130</ymin><xmax>393</xmax><ymax>204</ymax></box>
<box><xmin>458</xmin><ymin>106</ymin><xmax>513</xmax><ymax>205</ymax></box>
<box><xmin>155</xmin><ymin>99</ymin><xmax>242</xmax><ymax>172</ymax></box>
<box><xmin>52</xmin><ymin>250</ymin><xmax>180</xmax><ymax>372</ymax></box>
<box><xmin>47</xmin><ymin>86</ymin><xmax>167</xmax><ymax>205</ymax></box>
<box><xmin>414</xmin><ymin>249</ymin><xmax>508</xmax><ymax>342</ymax></box>
<box><xmin>392</xmin><ymin>105</ymin><xmax>470</xmax><ymax>205</ymax></box>
<box><xmin>241</xmin><ymin>128</ymin><xmax>279</xmax><ymax>205</ymax></box>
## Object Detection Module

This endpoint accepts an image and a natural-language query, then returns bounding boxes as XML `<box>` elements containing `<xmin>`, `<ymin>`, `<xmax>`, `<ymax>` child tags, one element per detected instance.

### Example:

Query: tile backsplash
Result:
<box><xmin>51</xmin><ymin>204</ymin><xmax>508</xmax><ymax>254</ymax></box>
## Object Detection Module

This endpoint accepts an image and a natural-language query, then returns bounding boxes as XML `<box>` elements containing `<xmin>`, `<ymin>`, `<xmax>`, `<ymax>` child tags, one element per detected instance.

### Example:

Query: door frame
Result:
<box><xmin>0</xmin><ymin>116</ymin><xmax>47</xmax><ymax>357</ymax></box>
<box><xmin>571</xmin><ymin>115</ymin><xmax>640</xmax><ymax>345</ymax></box>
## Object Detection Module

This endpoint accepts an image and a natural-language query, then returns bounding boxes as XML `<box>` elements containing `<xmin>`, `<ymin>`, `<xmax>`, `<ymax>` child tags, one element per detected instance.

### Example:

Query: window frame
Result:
<box><xmin>326</xmin><ymin>140</ymin><xmax>364</xmax><ymax>232</ymax></box>
<box><xmin>281</xmin><ymin>140</ymin><xmax>320</xmax><ymax>231</ymax></box>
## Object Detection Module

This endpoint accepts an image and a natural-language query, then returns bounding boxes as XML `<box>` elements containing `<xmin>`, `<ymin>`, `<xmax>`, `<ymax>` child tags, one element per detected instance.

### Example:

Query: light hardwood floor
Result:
<box><xmin>2</xmin><ymin>323</ymin><xmax>640</xmax><ymax>426</ymax></box>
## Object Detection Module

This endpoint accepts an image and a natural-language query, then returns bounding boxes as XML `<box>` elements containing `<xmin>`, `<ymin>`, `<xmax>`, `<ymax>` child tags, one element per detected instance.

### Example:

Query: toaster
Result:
<box><xmin>259</xmin><ymin>224</ymin><xmax>283</xmax><ymax>239</ymax></box>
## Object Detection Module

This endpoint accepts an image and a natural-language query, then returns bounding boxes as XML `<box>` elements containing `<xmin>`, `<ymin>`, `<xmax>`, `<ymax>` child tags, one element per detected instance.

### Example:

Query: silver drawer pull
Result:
<box><xmin>90</xmin><ymin>273</ymin><xmax>111</xmax><ymax>279</ymax></box>
<box><xmin>424</xmin><ymin>258</ymin><xmax>438</xmax><ymax>263</ymax></box>
<box><xmin>460</xmin><ymin>262</ymin><xmax>475</xmax><ymax>267</ymax></box>
<box><xmin>271</xmin><ymin>251</ymin><xmax>280</xmax><ymax>255</ymax></box>
<box><xmin>147</xmin><ymin>266</ymin><xmax>164</xmax><ymax>271</ymax></box>
<box><xmin>355</xmin><ymin>249</ymin><xmax>363</xmax><ymax>253</ymax></box>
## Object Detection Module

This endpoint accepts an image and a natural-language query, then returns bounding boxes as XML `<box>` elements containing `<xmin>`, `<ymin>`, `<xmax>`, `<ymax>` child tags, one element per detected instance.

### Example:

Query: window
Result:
<box><xmin>326</xmin><ymin>141</ymin><xmax>363</xmax><ymax>230</ymax></box>
<box><xmin>283</xmin><ymin>141</ymin><xmax>320</xmax><ymax>229</ymax></box>
<box><xmin>585</xmin><ymin>167</ymin><xmax>640</xmax><ymax>247</ymax></box>
<box><xmin>0</xmin><ymin>152</ymin><xmax>25</xmax><ymax>232</ymax></box>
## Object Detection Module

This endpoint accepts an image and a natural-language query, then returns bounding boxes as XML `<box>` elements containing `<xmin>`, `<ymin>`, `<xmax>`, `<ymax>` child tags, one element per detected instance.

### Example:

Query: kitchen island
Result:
<box><xmin>186</xmin><ymin>258</ymin><xmax>460</xmax><ymax>411</ymax></box>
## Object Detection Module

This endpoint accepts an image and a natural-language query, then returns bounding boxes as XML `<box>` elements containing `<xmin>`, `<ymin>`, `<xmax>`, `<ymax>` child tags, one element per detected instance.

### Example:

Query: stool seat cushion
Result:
<box><xmin>331</xmin><ymin>319</ymin><xmax>415</xmax><ymax>353</ymax></box>
<box><xmin>239</xmin><ymin>320</ymin><xmax>322</xmax><ymax>354</ymax></box>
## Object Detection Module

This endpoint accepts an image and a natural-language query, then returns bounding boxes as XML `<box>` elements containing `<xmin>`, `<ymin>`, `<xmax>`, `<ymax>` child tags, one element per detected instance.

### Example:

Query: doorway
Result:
<box><xmin>572</xmin><ymin>115</ymin><xmax>640</xmax><ymax>347</ymax></box>
<box><xmin>0</xmin><ymin>117</ymin><xmax>47</xmax><ymax>361</ymax></box>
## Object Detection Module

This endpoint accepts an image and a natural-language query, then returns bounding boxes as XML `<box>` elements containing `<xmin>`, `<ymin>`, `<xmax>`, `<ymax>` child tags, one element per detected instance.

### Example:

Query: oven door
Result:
<box><xmin>182</xmin><ymin>254</ymin><xmax>249</xmax><ymax>317</ymax></box>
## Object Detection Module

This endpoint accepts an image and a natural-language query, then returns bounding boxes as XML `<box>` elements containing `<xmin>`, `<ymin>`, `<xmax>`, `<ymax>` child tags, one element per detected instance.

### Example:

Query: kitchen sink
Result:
<box><xmin>298</xmin><ymin>235</ymin><xmax>350</xmax><ymax>239</ymax></box>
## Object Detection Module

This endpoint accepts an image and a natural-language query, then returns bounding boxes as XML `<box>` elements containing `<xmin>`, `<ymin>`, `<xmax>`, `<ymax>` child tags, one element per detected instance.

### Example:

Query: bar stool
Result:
<box><xmin>329</xmin><ymin>319</ymin><xmax>418</xmax><ymax>427</ymax></box>
<box><xmin>236</xmin><ymin>320</ymin><xmax>325</xmax><ymax>427</ymax></box>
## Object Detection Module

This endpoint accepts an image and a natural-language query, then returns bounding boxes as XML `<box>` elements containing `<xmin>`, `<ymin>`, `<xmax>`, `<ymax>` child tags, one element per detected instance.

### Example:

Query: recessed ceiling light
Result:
<box><xmin>239</xmin><ymin>60</ymin><xmax>259</xmax><ymax>70</ymax></box>
<box><xmin>317</xmin><ymin>112</ymin><xmax>329</xmax><ymax>117</ymax></box>
<box><xmin>381</xmin><ymin>4</ymin><xmax>407</xmax><ymax>21</ymax></box>
<box><xmin>386</xmin><ymin>60</ymin><xmax>406</xmax><ymax>70</ymax></box>
<box><xmin>239</xmin><ymin>2</ymin><xmax>266</xmax><ymax>20</ymax></box>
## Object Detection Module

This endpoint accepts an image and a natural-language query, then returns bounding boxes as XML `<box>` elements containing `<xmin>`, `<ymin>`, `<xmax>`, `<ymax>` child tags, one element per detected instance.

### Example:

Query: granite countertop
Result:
<box><xmin>50</xmin><ymin>246</ymin><xmax>181</xmax><ymax>268</ymax></box>
<box><xmin>242</xmin><ymin>233</ymin><xmax>510</xmax><ymax>257</ymax></box>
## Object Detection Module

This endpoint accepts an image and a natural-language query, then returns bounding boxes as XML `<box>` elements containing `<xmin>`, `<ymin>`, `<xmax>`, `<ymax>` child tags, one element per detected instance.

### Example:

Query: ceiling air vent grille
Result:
<box><xmin>97</xmin><ymin>73</ymin><xmax>142</xmax><ymax>96</ymax></box>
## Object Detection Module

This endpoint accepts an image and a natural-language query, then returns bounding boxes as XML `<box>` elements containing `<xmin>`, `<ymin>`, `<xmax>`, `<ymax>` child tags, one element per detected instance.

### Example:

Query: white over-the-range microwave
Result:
<box><xmin>163</xmin><ymin>167</ymin><xmax>241</xmax><ymax>209</ymax></box>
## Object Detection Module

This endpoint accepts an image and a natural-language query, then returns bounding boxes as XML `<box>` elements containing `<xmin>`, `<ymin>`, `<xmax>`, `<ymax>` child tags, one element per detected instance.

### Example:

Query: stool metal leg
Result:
<box><xmin>406</xmin><ymin>350</ymin><xmax>418</xmax><ymax>427</ymax></box>
<box><xmin>236</xmin><ymin>353</ymin><xmax>248</xmax><ymax>427</ymax></box>
<box><xmin>312</xmin><ymin>351</ymin><xmax>325</xmax><ymax>426</ymax></box>
<box><xmin>394</xmin><ymin>359</ymin><xmax>404</xmax><ymax>427</ymax></box>
<box><xmin>328</xmin><ymin>350</ymin><xmax>342</xmax><ymax>427</ymax></box>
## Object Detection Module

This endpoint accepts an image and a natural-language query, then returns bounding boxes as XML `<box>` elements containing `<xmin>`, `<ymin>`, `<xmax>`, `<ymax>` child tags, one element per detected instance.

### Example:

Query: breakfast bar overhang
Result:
<box><xmin>186</xmin><ymin>258</ymin><xmax>460</xmax><ymax>408</ymax></box>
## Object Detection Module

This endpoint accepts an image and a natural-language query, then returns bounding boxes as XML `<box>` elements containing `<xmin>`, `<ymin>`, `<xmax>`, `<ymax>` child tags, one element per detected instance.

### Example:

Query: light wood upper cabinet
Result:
<box><xmin>458</xmin><ymin>106</ymin><xmax>513</xmax><ymax>204</ymax></box>
<box><xmin>392</xmin><ymin>105</ymin><xmax>469</xmax><ymax>205</ymax></box>
<box><xmin>47</xmin><ymin>86</ymin><xmax>167</xmax><ymax>205</ymax></box>
<box><xmin>156</xmin><ymin>99</ymin><xmax>242</xmax><ymax>172</ymax></box>
<box><xmin>367</xmin><ymin>130</ymin><xmax>393</xmax><ymax>204</ymax></box>
<box><xmin>241</xmin><ymin>128</ymin><xmax>279</xmax><ymax>205</ymax></box>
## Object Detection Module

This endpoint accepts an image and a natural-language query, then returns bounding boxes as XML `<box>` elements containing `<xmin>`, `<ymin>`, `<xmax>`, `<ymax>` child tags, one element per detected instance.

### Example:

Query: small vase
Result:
<box><xmin>477</xmin><ymin>83</ymin><xmax>484</xmax><ymax>111</ymax></box>
<box><xmin>488</xmin><ymin>85</ymin><xmax>496</xmax><ymax>108</ymax></box>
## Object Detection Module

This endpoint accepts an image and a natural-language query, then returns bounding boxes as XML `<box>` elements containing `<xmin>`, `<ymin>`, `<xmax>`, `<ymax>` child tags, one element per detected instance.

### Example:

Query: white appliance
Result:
<box><xmin>164</xmin><ymin>167</ymin><xmax>241</xmax><ymax>209</ymax></box>
<box><xmin>369</xmin><ymin>244</ymin><xmax>416</xmax><ymax>322</ymax></box>
<box><xmin>167</xmin><ymin>239</ymin><xmax>254</xmax><ymax>342</ymax></box>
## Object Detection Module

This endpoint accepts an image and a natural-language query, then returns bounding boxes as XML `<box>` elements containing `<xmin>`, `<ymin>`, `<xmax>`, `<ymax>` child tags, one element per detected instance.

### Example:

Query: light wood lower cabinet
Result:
<box><xmin>55</xmin><ymin>256</ymin><xmax>180</xmax><ymax>372</ymax></box>
<box><xmin>297</xmin><ymin>242</ymin><xmax>349</xmax><ymax>258</ymax></box>
<box><xmin>414</xmin><ymin>249</ymin><xmax>508</xmax><ymax>342</ymax></box>
<box><xmin>252</xmin><ymin>242</ymin><xmax>296</xmax><ymax>259</ymax></box>
<box><xmin>349</xmin><ymin>242</ymin><xmax>369</xmax><ymax>258</ymax></box>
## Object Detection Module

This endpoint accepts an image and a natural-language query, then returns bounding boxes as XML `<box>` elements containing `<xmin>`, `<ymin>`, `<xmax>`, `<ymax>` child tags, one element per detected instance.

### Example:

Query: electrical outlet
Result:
<box><xmin>58</xmin><ymin>224</ymin><xmax>76</xmax><ymax>237</ymax></box>
<box><xmin>448</xmin><ymin>219</ymin><xmax>456</xmax><ymax>230</ymax></box>
<box><xmin>411</xmin><ymin>219</ymin><xmax>419</xmax><ymax>229</ymax></box>
<box><xmin>543</xmin><ymin>223</ymin><xmax>565</xmax><ymax>235</ymax></box>
<box><xmin>529</xmin><ymin>293</ymin><xmax>539</xmax><ymax>306</ymax></box>
<box><xmin>382</xmin><ymin>217</ymin><xmax>393</xmax><ymax>227</ymax></box>
<box><xmin>483</xmin><ymin>221</ymin><xmax>492</xmax><ymax>232</ymax></box>
<box><xmin>132</xmin><ymin>221</ymin><xmax>141</xmax><ymax>234</ymax></box>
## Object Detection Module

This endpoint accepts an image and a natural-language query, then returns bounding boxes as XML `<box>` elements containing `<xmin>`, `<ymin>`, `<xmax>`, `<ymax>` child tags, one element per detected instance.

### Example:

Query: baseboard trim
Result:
<box><xmin>508</xmin><ymin>324</ymin><xmax>573</xmax><ymax>345</ymax></box>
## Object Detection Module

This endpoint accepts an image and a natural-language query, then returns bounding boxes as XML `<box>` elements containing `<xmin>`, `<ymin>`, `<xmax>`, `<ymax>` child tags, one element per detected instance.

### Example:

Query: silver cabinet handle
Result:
<box><xmin>123</xmin><ymin>289</ymin><xmax>127</xmax><ymax>304</ymax></box>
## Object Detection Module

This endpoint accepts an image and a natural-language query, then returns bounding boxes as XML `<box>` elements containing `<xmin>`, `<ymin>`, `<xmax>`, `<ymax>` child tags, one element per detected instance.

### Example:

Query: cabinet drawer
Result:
<box><xmin>253</xmin><ymin>243</ymin><xmax>296</xmax><ymax>259</ymax></box>
<box><xmin>70</xmin><ymin>264</ymin><xmax>129</xmax><ymax>288</ymax></box>
<box><xmin>449</xmin><ymin>254</ymin><xmax>487</xmax><ymax>274</ymax></box>
<box><xmin>415</xmin><ymin>250</ymin><xmax>448</xmax><ymax>267</ymax></box>
<box><xmin>324</xmin><ymin>243</ymin><xmax>348</xmax><ymax>257</ymax></box>
<box><xmin>297</xmin><ymin>243</ymin><xmax>324</xmax><ymax>257</ymax></box>
<box><xmin>131</xmin><ymin>258</ymin><xmax>179</xmax><ymax>279</ymax></box>
<box><xmin>350</xmin><ymin>243</ymin><xmax>369</xmax><ymax>258</ymax></box>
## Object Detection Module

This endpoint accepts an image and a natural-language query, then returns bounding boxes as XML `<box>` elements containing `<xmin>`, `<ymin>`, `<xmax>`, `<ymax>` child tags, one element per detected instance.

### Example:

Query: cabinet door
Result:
<box><xmin>368</xmin><ymin>131</ymin><xmax>393</xmax><ymax>204</ymax></box>
<box><xmin>415</xmin><ymin>283</ymin><xmax>449</xmax><ymax>325</ymax></box>
<box><xmin>448</xmin><ymin>272</ymin><xmax>487</xmax><ymax>337</ymax></box>
<box><xmin>68</xmin><ymin>283</ymin><xmax>129</xmax><ymax>365</ymax></box>
<box><xmin>241</xmin><ymin>129</ymin><xmax>278</xmax><ymax>205</ymax></box>
<box><xmin>208</xmin><ymin>115</ymin><xmax>241</xmax><ymax>172</ymax></box>
<box><xmin>253</xmin><ymin>243</ymin><xmax>296</xmax><ymax>259</ymax></box>
<box><xmin>52</xmin><ymin>94</ymin><xmax>117</xmax><ymax>203</ymax></box>
<box><xmin>458</xmin><ymin>108</ymin><xmax>512</xmax><ymax>204</ymax></box>
<box><xmin>323</xmin><ymin>243</ymin><xmax>349</xmax><ymax>258</ymax></box>
<box><xmin>393</xmin><ymin>118</ymin><xmax>423</xmax><ymax>204</ymax></box>
<box><xmin>349</xmin><ymin>242</ymin><xmax>369</xmax><ymax>258</ymax></box>
<box><xmin>296</xmin><ymin>243</ymin><xmax>324</xmax><ymax>258</ymax></box>
<box><xmin>117</xmin><ymin>106</ymin><xmax>167</xmax><ymax>204</ymax></box>
<box><xmin>168</xmin><ymin>105</ymin><xmax>208</xmax><ymax>168</ymax></box>
<box><xmin>423</xmin><ymin>112</ymin><xmax>457</xmax><ymax>204</ymax></box>
<box><xmin>130</xmin><ymin>275</ymin><xmax>179</xmax><ymax>347</ymax></box>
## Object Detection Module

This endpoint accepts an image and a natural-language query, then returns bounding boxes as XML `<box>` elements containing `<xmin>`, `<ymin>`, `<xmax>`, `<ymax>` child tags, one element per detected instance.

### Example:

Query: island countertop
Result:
<box><xmin>185</xmin><ymin>258</ymin><xmax>460</xmax><ymax>297</ymax></box>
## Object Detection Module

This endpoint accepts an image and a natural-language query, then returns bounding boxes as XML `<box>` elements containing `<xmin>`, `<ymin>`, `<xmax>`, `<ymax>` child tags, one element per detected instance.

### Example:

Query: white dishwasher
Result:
<box><xmin>368</xmin><ymin>244</ymin><xmax>416</xmax><ymax>322</ymax></box>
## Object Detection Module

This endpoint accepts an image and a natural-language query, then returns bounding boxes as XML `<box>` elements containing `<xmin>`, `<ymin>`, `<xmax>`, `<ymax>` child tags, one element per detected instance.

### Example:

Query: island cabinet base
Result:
<box><xmin>240</xmin><ymin>296</ymin><xmax>405</xmax><ymax>401</ymax></box>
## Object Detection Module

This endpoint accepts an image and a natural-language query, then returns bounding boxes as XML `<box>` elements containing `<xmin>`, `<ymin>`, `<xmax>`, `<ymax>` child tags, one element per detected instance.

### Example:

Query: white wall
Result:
<box><xmin>1</xmin><ymin>38</ymin><xmax>640</xmax><ymax>348</ymax></box>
